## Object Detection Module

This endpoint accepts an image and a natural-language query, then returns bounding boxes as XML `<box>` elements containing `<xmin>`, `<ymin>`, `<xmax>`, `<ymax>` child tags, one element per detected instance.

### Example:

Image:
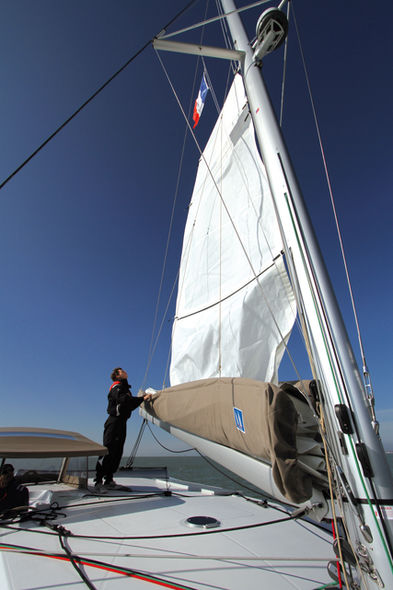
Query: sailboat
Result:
<box><xmin>141</xmin><ymin>0</ymin><xmax>393</xmax><ymax>586</ymax></box>
<box><xmin>1</xmin><ymin>1</ymin><xmax>392</xmax><ymax>589</ymax></box>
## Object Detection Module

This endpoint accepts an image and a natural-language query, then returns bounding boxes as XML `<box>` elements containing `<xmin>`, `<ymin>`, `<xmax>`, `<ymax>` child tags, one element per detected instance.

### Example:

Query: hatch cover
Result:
<box><xmin>185</xmin><ymin>516</ymin><xmax>221</xmax><ymax>529</ymax></box>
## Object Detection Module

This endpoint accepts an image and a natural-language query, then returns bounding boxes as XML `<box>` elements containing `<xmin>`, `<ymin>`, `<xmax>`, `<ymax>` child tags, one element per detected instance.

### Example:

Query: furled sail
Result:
<box><xmin>170</xmin><ymin>75</ymin><xmax>296</xmax><ymax>386</ymax></box>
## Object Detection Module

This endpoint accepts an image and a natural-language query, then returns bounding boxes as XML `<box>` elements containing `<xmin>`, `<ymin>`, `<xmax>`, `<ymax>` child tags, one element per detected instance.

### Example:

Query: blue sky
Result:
<box><xmin>1</xmin><ymin>0</ymin><xmax>392</xmax><ymax>457</ymax></box>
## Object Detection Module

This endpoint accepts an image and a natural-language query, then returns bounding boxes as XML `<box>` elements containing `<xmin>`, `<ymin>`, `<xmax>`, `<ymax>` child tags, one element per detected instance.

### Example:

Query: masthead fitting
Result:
<box><xmin>253</xmin><ymin>7</ymin><xmax>288</xmax><ymax>63</ymax></box>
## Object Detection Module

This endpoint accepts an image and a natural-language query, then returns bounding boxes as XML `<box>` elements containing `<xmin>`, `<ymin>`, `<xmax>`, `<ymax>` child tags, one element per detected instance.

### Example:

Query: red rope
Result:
<box><xmin>331</xmin><ymin>519</ymin><xmax>343</xmax><ymax>589</ymax></box>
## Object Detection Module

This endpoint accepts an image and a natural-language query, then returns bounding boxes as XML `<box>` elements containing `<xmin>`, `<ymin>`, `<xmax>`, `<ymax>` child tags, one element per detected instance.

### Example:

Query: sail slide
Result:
<box><xmin>170</xmin><ymin>75</ymin><xmax>296</xmax><ymax>386</ymax></box>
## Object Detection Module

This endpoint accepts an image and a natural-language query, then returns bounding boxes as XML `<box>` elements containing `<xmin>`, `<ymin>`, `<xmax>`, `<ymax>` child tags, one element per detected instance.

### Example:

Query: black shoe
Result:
<box><xmin>103</xmin><ymin>480</ymin><xmax>117</xmax><ymax>489</ymax></box>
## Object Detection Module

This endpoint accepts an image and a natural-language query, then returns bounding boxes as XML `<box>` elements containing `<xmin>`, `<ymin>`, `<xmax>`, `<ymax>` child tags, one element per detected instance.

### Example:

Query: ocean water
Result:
<box><xmin>8</xmin><ymin>453</ymin><xmax>393</xmax><ymax>499</ymax></box>
<box><xmin>129</xmin><ymin>455</ymin><xmax>263</xmax><ymax>497</ymax></box>
<box><xmin>128</xmin><ymin>453</ymin><xmax>393</xmax><ymax>498</ymax></box>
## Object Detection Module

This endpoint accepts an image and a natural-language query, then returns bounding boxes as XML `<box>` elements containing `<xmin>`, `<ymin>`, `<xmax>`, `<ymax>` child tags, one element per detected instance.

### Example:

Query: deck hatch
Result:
<box><xmin>185</xmin><ymin>516</ymin><xmax>221</xmax><ymax>528</ymax></box>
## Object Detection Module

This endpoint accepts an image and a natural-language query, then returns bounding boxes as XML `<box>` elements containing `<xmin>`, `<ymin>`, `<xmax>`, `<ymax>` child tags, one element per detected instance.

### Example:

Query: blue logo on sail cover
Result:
<box><xmin>233</xmin><ymin>407</ymin><xmax>245</xmax><ymax>433</ymax></box>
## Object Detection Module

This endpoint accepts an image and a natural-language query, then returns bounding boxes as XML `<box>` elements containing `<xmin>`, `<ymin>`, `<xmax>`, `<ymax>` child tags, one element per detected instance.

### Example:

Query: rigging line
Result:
<box><xmin>282</xmin><ymin>22</ymin><xmax>393</xmax><ymax>556</ymax></box>
<box><xmin>195</xmin><ymin>449</ymin><xmax>269</xmax><ymax>499</ymax></box>
<box><xmin>155</xmin><ymin>38</ymin><xmax>300</xmax><ymax>381</ymax></box>
<box><xmin>320</xmin><ymin>405</ymin><xmax>393</xmax><ymax>575</ymax></box>
<box><xmin>57</xmin><ymin>529</ymin><xmax>97</xmax><ymax>590</ymax></box>
<box><xmin>319</xmin><ymin>406</ymin><xmax>352</xmax><ymax>590</ymax></box>
<box><xmin>2</xmin><ymin>547</ymin><xmax>332</xmax><ymax>561</ymax></box>
<box><xmin>213</xmin><ymin>0</ymin><xmax>239</xmax><ymax>93</ymax></box>
<box><xmin>3</xmin><ymin>511</ymin><xmax>300</xmax><ymax>541</ymax></box>
<box><xmin>167</xmin><ymin>108</ymin><xmax>223</xmax><ymax>348</ymax></box>
<box><xmin>215</xmin><ymin>0</ymin><xmax>232</xmax><ymax>53</ymax></box>
<box><xmin>291</xmin><ymin>5</ymin><xmax>371</xmax><ymax>391</ymax></box>
<box><xmin>335</xmin><ymin>492</ymin><xmax>371</xmax><ymax>589</ymax></box>
<box><xmin>288</xmin><ymin>170</ymin><xmax>393</xmax><ymax>564</ymax></box>
<box><xmin>201</xmin><ymin>61</ymin><xmax>221</xmax><ymax>115</ymax></box>
<box><xmin>49</xmin><ymin>513</ymin><xmax>300</xmax><ymax>540</ymax></box>
<box><xmin>146</xmin><ymin>422</ymin><xmax>195</xmax><ymax>454</ymax></box>
<box><xmin>0</xmin><ymin>0</ymin><xmax>199</xmax><ymax>192</ymax></box>
<box><xmin>148</xmin><ymin>66</ymin><xmax>223</xmax><ymax>388</ymax></box>
<box><xmin>279</xmin><ymin>1</ymin><xmax>291</xmax><ymax>127</ymax></box>
<box><xmin>124</xmin><ymin>419</ymin><xmax>147</xmax><ymax>468</ymax></box>
<box><xmin>215</xmin><ymin>0</ymin><xmax>246</xmax><ymax>81</ymax></box>
<box><xmin>0</xmin><ymin>545</ymin><xmax>199</xmax><ymax>590</ymax></box>
<box><xmin>142</xmin><ymin>1</ymin><xmax>211</xmax><ymax>392</ymax></box>
<box><xmin>140</xmin><ymin>106</ymin><xmax>190</xmax><ymax>390</ymax></box>
<box><xmin>144</xmin><ymin>266</ymin><xmax>180</xmax><ymax>386</ymax></box>
<box><xmin>162</xmin><ymin>340</ymin><xmax>172</xmax><ymax>389</ymax></box>
<box><xmin>3</xmin><ymin>508</ymin><xmax>304</xmax><ymax>543</ymax></box>
<box><xmin>159</xmin><ymin>0</ymin><xmax>272</xmax><ymax>40</ymax></box>
<box><xmin>320</xmin><ymin>405</ymin><xmax>354</xmax><ymax>588</ymax></box>
<box><xmin>156</xmin><ymin>54</ymin><xmax>303</xmax><ymax>384</ymax></box>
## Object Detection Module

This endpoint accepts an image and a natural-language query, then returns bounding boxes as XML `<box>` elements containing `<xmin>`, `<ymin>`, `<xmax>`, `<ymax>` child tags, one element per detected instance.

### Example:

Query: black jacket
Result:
<box><xmin>0</xmin><ymin>479</ymin><xmax>29</xmax><ymax>514</ymax></box>
<box><xmin>106</xmin><ymin>379</ymin><xmax>143</xmax><ymax>420</ymax></box>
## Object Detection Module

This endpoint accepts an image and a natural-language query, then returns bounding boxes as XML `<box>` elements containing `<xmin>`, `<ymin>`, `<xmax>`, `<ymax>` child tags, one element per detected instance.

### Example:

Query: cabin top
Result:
<box><xmin>0</xmin><ymin>427</ymin><xmax>107</xmax><ymax>458</ymax></box>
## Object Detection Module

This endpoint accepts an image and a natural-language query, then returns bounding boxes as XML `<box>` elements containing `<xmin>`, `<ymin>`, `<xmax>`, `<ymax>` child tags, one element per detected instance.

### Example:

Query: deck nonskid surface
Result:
<box><xmin>0</xmin><ymin>471</ymin><xmax>334</xmax><ymax>589</ymax></box>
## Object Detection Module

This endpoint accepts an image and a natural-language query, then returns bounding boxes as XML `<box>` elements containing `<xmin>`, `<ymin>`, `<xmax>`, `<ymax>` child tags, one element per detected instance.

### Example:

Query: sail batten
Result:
<box><xmin>175</xmin><ymin>254</ymin><xmax>283</xmax><ymax>321</ymax></box>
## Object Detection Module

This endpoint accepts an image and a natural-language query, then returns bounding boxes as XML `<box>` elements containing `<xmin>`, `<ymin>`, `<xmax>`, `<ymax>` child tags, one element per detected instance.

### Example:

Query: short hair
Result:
<box><xmin>0</xmin><ymin>463</ymin><xmax>14</xmax><ymax>476</ymax></box>
<box><xmin>0</xmin><ymin>464</ymin><xmax>14</xmax><ymax>486</ymax></box>
<box><xmin>111</xmin><ymin>367</ymin><xmax>122</xmax><ymax>381</ymax></box>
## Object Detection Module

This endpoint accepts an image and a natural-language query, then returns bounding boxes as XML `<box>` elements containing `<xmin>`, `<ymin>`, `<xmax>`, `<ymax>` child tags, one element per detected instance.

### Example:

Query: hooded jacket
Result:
<box><xmin>106</xmin><ymin>379</ymin><xmax>144</xmax><ymax>420</ymax></box>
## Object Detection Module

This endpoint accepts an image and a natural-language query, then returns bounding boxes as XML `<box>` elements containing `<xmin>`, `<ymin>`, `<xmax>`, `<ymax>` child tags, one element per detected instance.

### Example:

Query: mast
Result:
<box><xmin>220</xmin><ymin>0</ymin><xmax>393</xmax><ymax>579</ymax></box>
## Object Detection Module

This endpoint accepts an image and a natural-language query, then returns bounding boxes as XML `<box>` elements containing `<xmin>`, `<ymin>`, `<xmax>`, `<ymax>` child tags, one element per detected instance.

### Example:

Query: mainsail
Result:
<box><xmin>170</xmin><ymin>75</ymin><xmax>296</xmax><ymax>386</ymax></box>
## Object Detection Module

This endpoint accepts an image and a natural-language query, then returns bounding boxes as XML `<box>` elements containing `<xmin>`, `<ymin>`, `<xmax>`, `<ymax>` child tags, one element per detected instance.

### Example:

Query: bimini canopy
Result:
<box><xmin>0</xmin><ymin>427</ymin><xmax>107</xmax><ymax>458</ymax></box>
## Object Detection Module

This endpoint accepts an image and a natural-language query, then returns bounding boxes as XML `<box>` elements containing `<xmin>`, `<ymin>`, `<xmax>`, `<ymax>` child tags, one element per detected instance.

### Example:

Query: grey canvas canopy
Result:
<box><xmin>0</xmin><ymin>427</ymin><xmax>107</xmax><ymax>458</ymax></box>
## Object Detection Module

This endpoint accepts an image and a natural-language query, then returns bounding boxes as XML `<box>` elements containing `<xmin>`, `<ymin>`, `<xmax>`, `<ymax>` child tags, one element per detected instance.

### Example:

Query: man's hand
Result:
<box><xmin>143</xmin><ymin>393</ymin><xmax>153</xmax><ymax>402</ymax></box>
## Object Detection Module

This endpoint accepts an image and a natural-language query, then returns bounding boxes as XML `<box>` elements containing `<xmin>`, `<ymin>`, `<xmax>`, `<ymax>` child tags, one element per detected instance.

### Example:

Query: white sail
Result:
<box><xmin>170</xmin><ymin>75</ymin><xmax>296</xmax><ymax>386</ymax></box>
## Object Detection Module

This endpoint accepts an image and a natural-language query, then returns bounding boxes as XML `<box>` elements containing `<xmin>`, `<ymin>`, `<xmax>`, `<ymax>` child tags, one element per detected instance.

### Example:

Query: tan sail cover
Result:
<box><xmin>146</xmin><ymin>378</ymin><xmax>312</xmax><ymax>503</ymax></box>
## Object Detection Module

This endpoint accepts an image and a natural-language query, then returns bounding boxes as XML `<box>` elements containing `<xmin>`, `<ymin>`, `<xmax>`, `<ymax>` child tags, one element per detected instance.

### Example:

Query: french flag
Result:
<box><xmin>192</xmin><ymin>73</ymin><xmax>209</xmax><ymax>128</ymax></box>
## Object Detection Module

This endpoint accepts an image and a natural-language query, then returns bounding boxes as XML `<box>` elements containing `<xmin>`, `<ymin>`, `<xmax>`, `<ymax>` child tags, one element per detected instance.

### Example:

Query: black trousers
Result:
<box><xmin>96</xmin><ymin>416</ymin><xmax>127</xmax><ymax>483</ymax></box>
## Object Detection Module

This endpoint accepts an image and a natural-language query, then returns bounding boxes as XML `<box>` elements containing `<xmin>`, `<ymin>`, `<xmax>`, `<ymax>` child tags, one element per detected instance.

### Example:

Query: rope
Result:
<box><xmin>146</xmin><ymin>422</ymin><xmax>194</xmax><ymax>454</ymax></box>
<box><xmin>2</xmin><ymin>545</ymin><xmax>332</xmax><ymax>562</ymax></box>
<box><xmin>0</xmin><ymin>542</ymin><xmax>199</xmax><ymax>590</ymax></box>
<box><xmin>155</xmin><ymin>52</ymin><xmax>304</xmax><ymax>386</ymax></box>
<box><xmin>160</xmin><ymin>0</ymin><xmax>272</xmax><ymax>41</ymax></box>
<box><xmin>291</xmin><ymin>2</ymin><xmax>393</xmax><ymax>567</ymax></box>
<box><xmin>141</xmin><ymin>1</ymin><xmax>211</xmax><ymax>392</ymax></box>
<box><xmin>291</xmin><ymin>3</ymin><xmax>374</xmax><ymax>407</ymax></box>
<box><xmin>0</xmin><ymin>0</ymin><xmax>199</xmax><ymax>192</ymax></box>
<box><xmin>319</xmin><ymin>406</ymin><xmax>351</xmax><ymax>590</ymax></box>
<box><xmin>124</xmin><ymin>419</ymin><xmax>147</xmax><ymax>468</ymax></box>
<box><xmin>195</xmin><ymin>449</ymin><xmax>268</xmax><ymax>499</ymax></box>
<box><xmin>279</xmin><ymin>1</ymin><xmax>291</xmax><ymax>127</ymax></box>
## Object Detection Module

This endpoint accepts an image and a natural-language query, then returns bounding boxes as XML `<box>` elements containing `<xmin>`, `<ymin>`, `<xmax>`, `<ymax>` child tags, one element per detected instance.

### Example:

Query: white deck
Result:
<box><xmin>0</xmin><ymin>468</ymin><xmax>336</xmax><ymax>589</ymax></box>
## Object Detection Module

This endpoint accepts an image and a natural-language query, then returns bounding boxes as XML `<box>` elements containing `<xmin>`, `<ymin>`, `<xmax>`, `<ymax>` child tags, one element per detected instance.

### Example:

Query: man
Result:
<box><xmin>95</xmin><ymin>367</ymin><xmax>152</xmax><ymax>489</ymax></box>
<box><xmin>0</xmin><ymin>464</ymin><xmax>29</xmax><ymax>517</ymax></box>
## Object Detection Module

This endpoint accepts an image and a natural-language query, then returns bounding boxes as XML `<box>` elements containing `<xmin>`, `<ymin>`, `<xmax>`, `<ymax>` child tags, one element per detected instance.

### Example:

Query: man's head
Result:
<box><xmin>0</xmin><ymin>464</ymin><xmax>14</xmax><ymax>488</ymax></box>
<box><xmin>111</xmin><ymin>367</ymin><xmax>128</xmax><ymax>381</ymax></box>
